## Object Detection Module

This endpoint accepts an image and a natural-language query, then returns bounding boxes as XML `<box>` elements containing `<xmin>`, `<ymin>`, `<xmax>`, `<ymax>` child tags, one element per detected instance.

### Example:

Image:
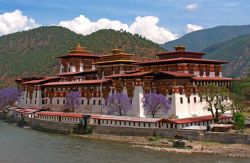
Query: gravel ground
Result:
<box><xmin>75</xmin><ymin>134</ymin><xmax>250</xmax><ymax>158</ymax></box>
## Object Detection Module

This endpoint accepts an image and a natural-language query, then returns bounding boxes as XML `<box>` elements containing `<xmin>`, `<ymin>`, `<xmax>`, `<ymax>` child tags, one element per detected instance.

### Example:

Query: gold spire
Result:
<box><xmin>70</xmin><ymin>43</ymin><xmax>88</xmax><ymax>53</ymax></box>
<box><xmin>112</xmin><ymin>48</ymin><xmax>122</xmax><ymax>54</ymax></box>
<box><xmin>174</xmin><ymin>43</ymin><xmax>186</xmax><ymax>52</ymax></box>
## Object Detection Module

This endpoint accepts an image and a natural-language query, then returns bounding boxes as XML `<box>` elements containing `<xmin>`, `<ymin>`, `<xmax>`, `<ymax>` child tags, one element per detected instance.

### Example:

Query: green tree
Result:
<box><xmin>199</xmin><ymin>84</ymin><xmax>231</xmax><ymax>123</ymax></box>
<box><xmin>233</xmin><ymin>112</ymin><xmax>246</xmax><ymax>132</ymax></box>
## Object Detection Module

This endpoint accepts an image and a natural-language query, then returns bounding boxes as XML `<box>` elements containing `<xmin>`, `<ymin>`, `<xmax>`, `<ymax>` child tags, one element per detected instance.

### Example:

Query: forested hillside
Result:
<box><xmin>204</xmin><ymin>34</ymin><xmax>250</xmax><ymax>77</ymax></box>
<box><xmin>0</xmin><ymin>26</ymin><xmax>164</xmax><ymax>87</ymax></box>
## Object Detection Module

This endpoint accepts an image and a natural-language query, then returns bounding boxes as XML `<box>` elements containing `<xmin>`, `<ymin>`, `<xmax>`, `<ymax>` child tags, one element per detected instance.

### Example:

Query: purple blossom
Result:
<box><xmin>65</xmin><ymin>91</ymin><xmax>81</xmax><ymax>112</ymax></box>
<box><xmin>142</xmin><ymin>93</ymin><xmax>171</xmax><ymax>118</ymax></box>
<box><xmin>105</xmin><ymin>93</ymin><xmax>132</xmax><ymax>116</ymax></box>
<box><xmin>0</xmin><ymin>87</ymin><xmax>21</xmax><ymax>108</ymax></box>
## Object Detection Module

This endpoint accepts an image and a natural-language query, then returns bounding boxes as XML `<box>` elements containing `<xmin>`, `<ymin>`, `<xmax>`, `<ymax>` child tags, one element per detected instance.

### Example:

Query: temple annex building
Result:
<box><xmin>16</xmin><ymin>43</ymin><xmax>233</xmax><ymax>119</ymax></box>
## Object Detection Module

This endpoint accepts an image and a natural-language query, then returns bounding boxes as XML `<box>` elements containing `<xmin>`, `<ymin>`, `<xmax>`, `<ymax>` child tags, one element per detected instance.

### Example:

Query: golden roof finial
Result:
<box><xmin>174</xmin><ymin>43</ymin><xmax>186</xmax><ymax>52</ymax></box>
<box><xmin>70</xmin><ymin>43</ymin><xmax>88</xmax><ymax>53</ymax></box>
<box><xmin>112</xmin><ymin>48</ymin><xmax>122</xmax><ymax>54</ymax></box>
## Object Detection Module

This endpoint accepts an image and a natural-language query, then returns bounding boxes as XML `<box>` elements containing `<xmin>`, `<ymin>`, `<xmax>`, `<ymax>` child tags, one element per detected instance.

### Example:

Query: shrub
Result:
<box><xmin>233</xmin><ymin>112</ymin><xmax>246</xmax><ymax>131</ymax></box>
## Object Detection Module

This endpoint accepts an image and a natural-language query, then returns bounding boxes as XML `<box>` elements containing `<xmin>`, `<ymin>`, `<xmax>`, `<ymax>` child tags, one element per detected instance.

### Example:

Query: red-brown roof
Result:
<box><xmin>136</xmin><ymin>57</ymin><xmax>228</xmax><ymax>65</ymax></box>
<box><xmin>57</xmin><ymin>53</ymin><xmax>101</xmax><ymax>59</ymax></box>
<box><xmin>192</xmin><ymin>77</ymin><xmax>233</xmax><ymax>81</ymax></box>
<box><xmin>43</xmin><ymin>79</ymin><xmax>111</xmax><ymax>86</ymax></box>
<box><xmin>107</xmin><ymin>71</ymin><xmax>152</xmax><ymax>78</ymax></box>
<box><xmin>57</xmin><ymin>70</ymin><xmax>97</xmax><ymax>76</ymax></box>
<box><xmin>15</xmin><ymin>108</ymin><xmax>38</xmax><ymax>114</ymax></box>
<box><xmin>21</xmin><ymin>77</ymin><xmax>60</xmax><ymax>85</ymax></box>
<box><xmin>160</xmin><ymin>71</ymin><xmax>194</xmax><ymax>77</ymax></box>
<box><xmin>108</xmin><ymin>71</ymin><xmax>194</xmax><ymax>78</ymax></box>
<box><xmin>165</xmin><ymin>115</ymin><xmax>231</xmax><ymax>124</ymax></box>
<box><xmin>37</xmin><ymin>112</ymin><xmax>83</xmax><ymax>118</ymax></box>
<box><xmin>156</xmin><ymin>51</ymin><xmax>206</xmax><ymax>56</ymax></box>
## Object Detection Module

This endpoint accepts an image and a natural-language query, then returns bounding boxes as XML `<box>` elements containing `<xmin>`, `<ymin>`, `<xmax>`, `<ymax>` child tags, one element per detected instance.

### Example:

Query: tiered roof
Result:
<box><xmin>57</xmin><ymin>70</ymin><xmax>97</xmax><ymax>77</ymax></box>
<box><xmin>96</xmin><ymin>48</ymin><xmax>139</xmax><ymax>65</ymax></box>
<box><xmin>57</xmin><ymin>43</ymin><xmax>101</xmax><ymax>59</ymax></box>
<box><xmin>43</xmin><ymin>79</ymin><xmax>111</xmax><ymax>86</ymax></box>
<box><xmin>21</xmin><ymin>77</ymin><xmax>60</xmax><ymax>85</ymax></box>
<box><xmin>108</xmin><ymin>71</ymin><xmax>194</xmax><ymax>78</ymax></box>
<box><xmin>156</xmin><ymin>44</ymin><xmax>206</xmax><ymax>59</ymax></box>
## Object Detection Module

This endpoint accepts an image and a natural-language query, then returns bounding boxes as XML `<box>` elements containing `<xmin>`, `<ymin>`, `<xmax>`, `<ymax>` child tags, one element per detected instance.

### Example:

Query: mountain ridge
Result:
<box><xmin>162</xmin><ymin>25</ymin><xmax>250</xmax><ymax>52</ymax></box>
<box><xmin>0</xmin><ymin>26</ymin><xmax>164</xmax><ymax>87</ymax></box>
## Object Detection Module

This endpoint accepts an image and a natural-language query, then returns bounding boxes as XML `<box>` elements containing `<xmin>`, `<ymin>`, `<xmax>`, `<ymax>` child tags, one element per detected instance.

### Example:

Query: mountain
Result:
<box><xmin>162</xmin><ymin>25</ymin><xmax>250</xmax><ymax>51</ymax></box>
<box><xmin>203</xmin><ymin>34</ymin><xmax>250</xmax><ymax>77</ymax></box>
<box><xmin>0</xmin><ymin>26</ymin><xmax>164</xmax><ymax>87</ymax></box>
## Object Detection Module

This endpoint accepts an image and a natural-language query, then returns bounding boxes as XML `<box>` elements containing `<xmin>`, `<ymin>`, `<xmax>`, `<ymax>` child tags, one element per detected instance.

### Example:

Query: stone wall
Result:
<box><xmin>92</xmin><ymin>125</ymin><xmax>203</xmax><ymax>140</ymax></box>
<box><xmin>92</xmin><ymin>125</ymin><xmax>250</xmax><ymax>144</ymax></box>
<box><xmin>204</xmin><ymin>132</ymin><xmax>250</xmax><ymax>144</ymax></box>
<box><xmin>29</xmin><ymin>118</ymin><xmax>80</xmax><ymax>134</ymax></box>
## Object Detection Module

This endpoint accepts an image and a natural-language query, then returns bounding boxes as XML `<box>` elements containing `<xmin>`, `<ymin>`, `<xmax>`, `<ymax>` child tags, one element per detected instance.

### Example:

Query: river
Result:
<box><xmin>0</xmin><ymin>122</ymin><xmax>249</xmax><ymax>163</ymax></box>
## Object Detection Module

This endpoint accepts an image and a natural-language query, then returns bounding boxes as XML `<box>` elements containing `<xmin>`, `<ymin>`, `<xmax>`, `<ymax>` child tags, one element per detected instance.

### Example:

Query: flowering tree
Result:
<box><xmin>142</xmin><ymin>93</ymin><xmax>171</xmax><ymax>118</ymax></box>
<box><xmin>0</xmin><ymin>87</ymin><xmax>21</xmax><ymax>109</ymax></box>
<box><xmin>65</xmin><ymin>91</ymin><xmax>81</xmax><ymax>112</ymax></box>
<box><xmin>105</xmin><ymin>93</ymin><xmax>132</xmax><ymax>116</ymax></box>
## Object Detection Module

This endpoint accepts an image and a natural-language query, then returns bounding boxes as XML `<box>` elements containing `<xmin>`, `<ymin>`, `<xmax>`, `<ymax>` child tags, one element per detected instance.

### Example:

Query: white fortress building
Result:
<box><xmin>16</xmin><ymin>44</ymin><xmax>233</xmax><ymax>119</ymax></box>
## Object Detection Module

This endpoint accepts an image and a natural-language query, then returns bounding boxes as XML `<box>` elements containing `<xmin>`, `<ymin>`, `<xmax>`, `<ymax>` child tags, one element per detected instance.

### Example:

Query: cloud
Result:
<box><xmin>186</xmin><ymin>24</ymin><xmax>203</xmax><ymax>33</ymax></box>
<box><xmin>129</xmin><ymin>16</ymin><xmax>177</xmax><ymax>44</ymax></box>
<box><xmin>59</xmin><ymin>15</ymin><xmax>129</xmax><ymax>35</ymax></box>
<box><xmin>0</xmin><ymin>10</ymin><xmax>39</xmax><ymax>35</ymax></box>
<box><xmin>59</xmin><ymin>15</ymin><xmax>177</xmax><ymax>44</ymax></box>
<box><xmin>186</xmin><ymin>3</ymin><xmax>199</xmax><ymax>11</ymax></box>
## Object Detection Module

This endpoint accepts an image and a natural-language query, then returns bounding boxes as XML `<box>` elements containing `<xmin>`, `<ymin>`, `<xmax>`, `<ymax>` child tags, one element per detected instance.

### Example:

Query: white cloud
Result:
<box><xmin>129</xmin><ymin>16</ymin><xmax>177</xmax><ymax>44</ymax></box>
<box><xmin>186</xmin><ymin>24</ymin><xmax>203</xmax><ymax>33</ymax></box>
<box><xmin>186</xmin><ymin>3</ymin><xmax>199</xmax><ymax>11</ymax></box>
<box><xmin>59</xmin><ymin>15</ymin><xmax>129</xmax><ymax>35</ymax></box>
<box><xmin>0</xmin><ymin>10</ymin><xmax>39</xmax><ymax>35</ymax></box>
<box><xmin>59</xmin><ymin>15</ymin><xmax>177</xmax><ymax>44</ymax></box>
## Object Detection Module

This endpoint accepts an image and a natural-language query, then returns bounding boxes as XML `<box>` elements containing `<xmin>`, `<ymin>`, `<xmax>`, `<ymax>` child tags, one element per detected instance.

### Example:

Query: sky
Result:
<box><xmin>0</xmin><ymin>0</ymin><xmax>250</xmax><ymax>44</ymax></box>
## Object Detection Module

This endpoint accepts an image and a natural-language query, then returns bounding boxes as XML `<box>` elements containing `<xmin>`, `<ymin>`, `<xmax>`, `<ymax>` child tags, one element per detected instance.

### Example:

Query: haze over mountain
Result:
<box><xmin>162</xmin><ymin>25</ymin><xmax>250</xmax><ymax>52</ymax></box>
<box><xmin>0</xmin><ymin>26</ymin><xmax>164</xmax><ymax>87</ymax></box>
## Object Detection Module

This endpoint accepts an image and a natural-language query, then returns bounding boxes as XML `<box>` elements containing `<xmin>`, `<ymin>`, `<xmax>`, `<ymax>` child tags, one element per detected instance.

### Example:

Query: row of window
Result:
<box><xmin>180</xmin><ymin>97</ymin><xmax>198</xmax><ymax>104</ymax></box>
<box><xmin>41</xmin><ymin>99</ymin><xmax>103</xmax><ymax>106</ymax></box>
<box><xmin>94</xmin><ymin>119</ymin><xmax>158</xmax><ymax>128</ymax></box>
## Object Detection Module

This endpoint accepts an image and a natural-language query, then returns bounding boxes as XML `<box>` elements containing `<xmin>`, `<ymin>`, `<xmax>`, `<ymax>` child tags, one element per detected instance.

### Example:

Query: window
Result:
<box><xmin>187</xmin><ymin>97</ymin><xmax>190</xmax><ymax>103</ymax></box>
<box><xmin>98</xmin><ymin>100</ymin><xmax>101</xmax><ymax>105</ymax></box>
<box><xmin>81</xmin><ymin>100</ymin><xmax>84</xmax><ymax>105</ymax></box>
<box><xmin>180</xmin><ymin>97</ymin><xmax>183</xmax><ymax>104</ymax></box>
<box><xmin>57</xmin><ymin>99</ymin><xmax>59</xmax><ymax>104</ymax></box>
<box><xmin>87</xmin><ymin>100</ymin><xmax>90</xmax><ymax>105</ymax></box>
<box><xmin>194</xmin><ymin>97</ymin><xmax>197</xmax><ymax>103</ymax></box>
<box><xmin>63</xmin><ymin>100</ymin><xmax>65</xmax><ymax>105</ymax></box>
<box><xmin>200</xmin><ymin>97</ymin><xmax>203</xmax><ymax>102</ymax></box>
<box><xmin>93</xmin><ymin>100</ymin><xmax>96</xmax><ymax>105</ymax></box>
